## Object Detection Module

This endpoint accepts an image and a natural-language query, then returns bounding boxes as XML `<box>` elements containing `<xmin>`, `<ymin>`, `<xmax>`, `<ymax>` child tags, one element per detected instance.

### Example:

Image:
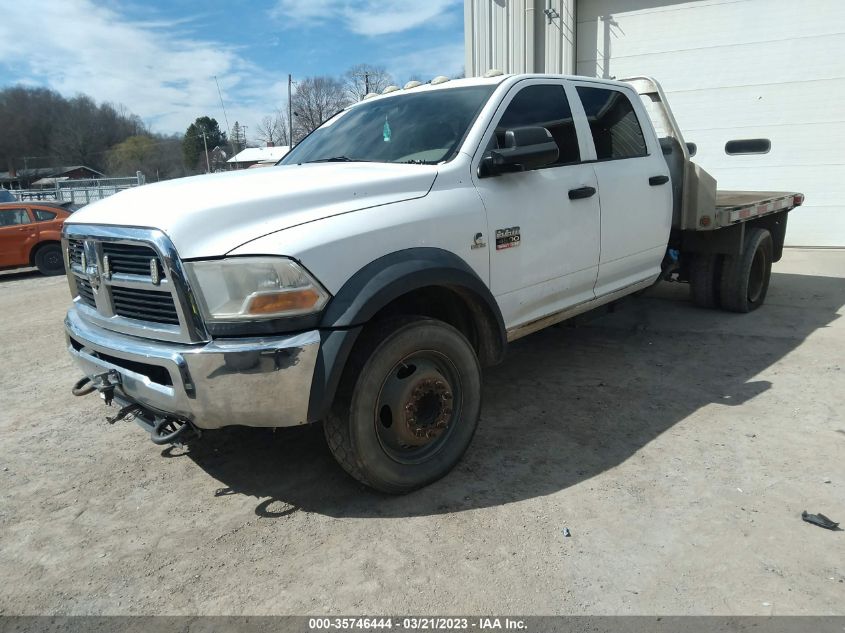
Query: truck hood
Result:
<box><xmin>68</xmin><ymin>162</ymin><xmax>438</xmax><ymax>259</ymax></box>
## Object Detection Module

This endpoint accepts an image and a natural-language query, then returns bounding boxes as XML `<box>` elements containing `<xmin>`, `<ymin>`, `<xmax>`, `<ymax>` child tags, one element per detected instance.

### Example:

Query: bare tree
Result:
<box><xmin>0</xmin><ymin>86</ymin><xmax>144</xmax><ymax>178</ymax></box>
<box><xmin>344</xmin><ymin>64</ymin><xmax>395</xmax><ymax>101</ymax></box>
<box><xmin>256</xmin><ymin>110</ymin><xmax>290</xmax><ymax>146</ymax></box>
<box><xmin>291</xmin><ymin>76</ymin><xmax>350</xmax><ymax>139</ymax></box>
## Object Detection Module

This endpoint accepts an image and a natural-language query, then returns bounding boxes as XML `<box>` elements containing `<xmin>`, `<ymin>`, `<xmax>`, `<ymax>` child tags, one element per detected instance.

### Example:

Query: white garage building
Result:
<box><xmin>464</xmin><ymin>0</ymin><xmax>845</xmax><ymax>246</ymax></box>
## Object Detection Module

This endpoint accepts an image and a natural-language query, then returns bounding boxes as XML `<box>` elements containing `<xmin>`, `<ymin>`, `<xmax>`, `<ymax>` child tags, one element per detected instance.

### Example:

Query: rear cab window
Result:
<box><xmin>576</xmin><ymin>86</ymin><xmax>648</xmax><ymax>160</ymax></box>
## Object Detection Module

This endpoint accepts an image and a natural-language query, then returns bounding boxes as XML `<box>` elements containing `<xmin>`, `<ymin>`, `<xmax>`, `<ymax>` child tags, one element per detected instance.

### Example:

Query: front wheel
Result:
<box><xmin>324</xmin><ymin>317</ymin><xmax>482</xmax><ymax>493</ymax></box>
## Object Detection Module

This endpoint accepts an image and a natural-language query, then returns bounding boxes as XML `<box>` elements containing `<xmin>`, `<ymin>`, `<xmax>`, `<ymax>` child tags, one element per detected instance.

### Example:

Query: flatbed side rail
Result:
<box><xmin>718</xmin><ymin>192</ymin><xmax>805</xmax><ymax>226</ymax></box>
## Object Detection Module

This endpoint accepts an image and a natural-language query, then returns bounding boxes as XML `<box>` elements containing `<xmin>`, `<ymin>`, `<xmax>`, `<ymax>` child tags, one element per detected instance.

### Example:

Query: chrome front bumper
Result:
<box><xmin>65</xmin><ymin>307</ymin><xmax>320</xmax><ymax>429</ymax></box>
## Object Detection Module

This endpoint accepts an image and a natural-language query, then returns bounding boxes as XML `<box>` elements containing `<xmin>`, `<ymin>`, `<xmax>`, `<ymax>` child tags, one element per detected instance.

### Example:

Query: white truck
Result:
<box><xmin>64</xmin><ymin>73</ymin><xmax>804</xmax><ymax>493</ymax></box>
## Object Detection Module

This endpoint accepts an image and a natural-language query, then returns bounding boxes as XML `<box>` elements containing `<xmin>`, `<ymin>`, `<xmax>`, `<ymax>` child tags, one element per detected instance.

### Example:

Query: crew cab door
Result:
<box><xmin>0</xmin><ymin>207</ymin><xmax>36</xmax><ymax>267</ymax></box>
<box><xmin>471</xmin><ymin>80</ymin><xmax>600</xmax><ymax>331</ymax></box>
<box><xmin>570</xmin><ymin>81</ymin><xmax>672</xmax><ymax>296</ymax></box>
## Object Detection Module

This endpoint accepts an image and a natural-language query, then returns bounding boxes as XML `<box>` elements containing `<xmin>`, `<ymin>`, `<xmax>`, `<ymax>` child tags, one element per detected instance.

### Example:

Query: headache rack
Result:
<box><xmin>623</xmin><ymin>76</ymin><xmax>803</xmax><ymax>232</ymax></box>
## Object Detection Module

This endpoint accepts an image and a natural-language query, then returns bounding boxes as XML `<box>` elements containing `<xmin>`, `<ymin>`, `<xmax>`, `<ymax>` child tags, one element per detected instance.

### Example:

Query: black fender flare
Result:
<box><xmin>306</xmin><ymin>248</ymin><xmax>506</xmax><ymax>421</ymax></box>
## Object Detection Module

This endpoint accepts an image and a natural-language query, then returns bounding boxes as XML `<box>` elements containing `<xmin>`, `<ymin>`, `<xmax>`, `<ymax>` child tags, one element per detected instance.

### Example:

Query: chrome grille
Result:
<box><xmin>75</xmin><ymin>276</ymin><xmax>97</xmax><ymax>308</ymax></box>
<box><xmin>68</xmin><ymin>239</ymin><xmax>84</xmax><ymax>267</ymax></box>
<box><xmin>102</xmin><ymin>242</ymin><xmax>165</xmax><ymax>278</ymax></box>
<box><xmin>63</xmin><ymin>226</ymin><xmax>209</xmax><ymax>344</ymax></box>
<box><xmin>111</xmin><ymin>286</ymin><xmax>179</xmax><ymax>325</ymax></box>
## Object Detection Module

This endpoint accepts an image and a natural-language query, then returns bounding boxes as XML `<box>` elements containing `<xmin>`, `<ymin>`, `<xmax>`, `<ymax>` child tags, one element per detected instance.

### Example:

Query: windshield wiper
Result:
<box><xmin>305</xmin><ymin>156</ymin><xmax>361</xmax><ymax>163</ymax></box>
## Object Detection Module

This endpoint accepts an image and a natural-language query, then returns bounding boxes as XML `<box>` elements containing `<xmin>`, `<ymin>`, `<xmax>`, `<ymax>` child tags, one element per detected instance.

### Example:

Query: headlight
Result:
<box><xmin>184</xmin><ymin>257</ymin><xmax>329</xmax><ymax>321</ymax></box>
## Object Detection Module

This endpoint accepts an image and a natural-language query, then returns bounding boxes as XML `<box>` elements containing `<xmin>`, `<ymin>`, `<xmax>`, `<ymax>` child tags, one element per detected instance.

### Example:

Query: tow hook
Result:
<box><xmin>71</xmin><ymin>376</ymin><xmax>97</xmax><ymax>397</ymax></box>
<box><xmin>150</xmin><ymin>417</ymin><xmax>200</xmax><ymax>445</ymax></box>
<box><xmin>71</xmin><ymin>373</ymin><xmax>201</xmax><ymax>445</ymax></box>
<box><xmin>71</xmin><ymin>371</ymin><xmax>121</xmax><ymax>405</ymax></box>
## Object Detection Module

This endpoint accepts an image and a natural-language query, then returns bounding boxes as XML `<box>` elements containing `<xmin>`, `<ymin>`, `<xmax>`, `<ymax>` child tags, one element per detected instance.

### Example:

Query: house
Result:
<box><xmin>194</xmin><ymin>145</ymin><xmax>230</xmax><ymax>173</ymax></box>
<box><xmin>0</xmin><ymin>166</ymin><xmax>106</xmax><ymax>189</ymax></box>
<box><xmin>227</xmin><ymin>145</ymin><xmax>290</xmax><ymax>169</ymax></box>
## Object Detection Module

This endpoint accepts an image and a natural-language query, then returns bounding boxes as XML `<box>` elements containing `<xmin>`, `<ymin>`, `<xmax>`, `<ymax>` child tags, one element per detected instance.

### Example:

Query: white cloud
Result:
<box><xmin>0</xmin><ymin>1</ymin><xmax>280</xmax><ymax>135</ymax></box>
<box><xmin>274</xmin><ymin>0</ymin><xmax>461</xmax><ymax>36</ymax></box>
<box><xmin>387</xmin><ymin>44</ymin><xmax>465</xmax><ymax>83</ymax></box>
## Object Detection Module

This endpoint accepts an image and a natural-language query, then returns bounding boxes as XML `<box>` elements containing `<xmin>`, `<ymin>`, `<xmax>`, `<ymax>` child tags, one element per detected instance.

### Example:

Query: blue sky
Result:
<box><xmin>0</xmin><ymin>0</ymin><xmax>465</xmax><ymax>135</ymax></box>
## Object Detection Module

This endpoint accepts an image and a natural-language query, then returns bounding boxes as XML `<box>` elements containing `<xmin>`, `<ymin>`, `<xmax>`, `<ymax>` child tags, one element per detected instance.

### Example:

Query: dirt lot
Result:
<box><xmin>0</xmin><ymin>249</ymin><xmax>843</xmax><ymax>616</ymax></box>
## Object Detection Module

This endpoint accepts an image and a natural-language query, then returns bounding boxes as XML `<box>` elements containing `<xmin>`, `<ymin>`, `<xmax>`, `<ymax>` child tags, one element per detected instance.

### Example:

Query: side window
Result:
<box><xmin>0</xmin><ymin>209</ymin><xmax>31</xmax><ymax>227</ymax></box>
<box><xmin>33</xmin><ymin>209</ymin><xmax>57</xmax><ymax>221</ymax></box>
<box><xmin>577</xmin><ymin>86</ymin><xmax>648</xmax><ymax>160</ymax></box>
<box><xmin>494</xmin><ymin>84</ymin><xmax>581</xmax><ymax>166</ymax></box>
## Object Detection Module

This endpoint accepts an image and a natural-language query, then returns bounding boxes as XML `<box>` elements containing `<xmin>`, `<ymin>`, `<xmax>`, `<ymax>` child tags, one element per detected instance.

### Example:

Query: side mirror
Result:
<box><xmin>479</xmin><ymin>126</ymin><xmax>559</xmax><ymax>177</ymax></box>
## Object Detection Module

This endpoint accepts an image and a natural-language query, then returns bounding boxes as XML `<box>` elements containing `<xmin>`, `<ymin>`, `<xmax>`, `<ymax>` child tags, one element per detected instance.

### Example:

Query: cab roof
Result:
<box><xmin>349</xmin><ymin>72</ymin><xmax>634</xmax><ymax>107</ymax></box>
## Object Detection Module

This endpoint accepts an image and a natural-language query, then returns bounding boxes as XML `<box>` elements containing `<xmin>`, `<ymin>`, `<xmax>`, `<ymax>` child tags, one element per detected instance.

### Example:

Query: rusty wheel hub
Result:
<box><xmin>375</xmin><ymin>353</ymin><xmax>461</xmax><ymax>461</ymax></box>
<box><xmin>404</xmin><ymin>376</ymin><xmax>454</xmax><ymax>443</ymax></box>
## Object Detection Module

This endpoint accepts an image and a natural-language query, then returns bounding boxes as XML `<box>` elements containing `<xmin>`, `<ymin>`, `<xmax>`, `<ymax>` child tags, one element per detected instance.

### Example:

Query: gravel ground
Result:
<box><xmin>0</xmin><ymin>248</ymin><xmax>843</xmax><ymax>616</ymax></box>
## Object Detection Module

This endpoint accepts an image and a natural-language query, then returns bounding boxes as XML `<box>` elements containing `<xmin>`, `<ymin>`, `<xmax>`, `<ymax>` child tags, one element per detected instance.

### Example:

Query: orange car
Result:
<box><xmin>0</xmin><ymin>201</ymin><xmax>73</xmax><ymax>275</ymax></box>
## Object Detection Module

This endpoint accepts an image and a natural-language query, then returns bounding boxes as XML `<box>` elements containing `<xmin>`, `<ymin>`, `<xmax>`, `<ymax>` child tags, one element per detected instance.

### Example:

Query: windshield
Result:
<box><xmin>281</xmin><ymin>85</ymin><xmax>496</xmax><ymax>165</ymax></box>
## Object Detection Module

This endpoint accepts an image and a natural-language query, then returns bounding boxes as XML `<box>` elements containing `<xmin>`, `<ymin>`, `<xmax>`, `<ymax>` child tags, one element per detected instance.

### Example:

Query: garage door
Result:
<box><xmin>576</xmin><ymin>0</ymin><xmax>845</xmax><ymax>246</ymax></box>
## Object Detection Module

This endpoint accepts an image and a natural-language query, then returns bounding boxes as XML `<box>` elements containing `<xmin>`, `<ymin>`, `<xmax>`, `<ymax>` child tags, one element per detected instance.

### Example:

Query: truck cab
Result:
<box><xmin>63</xmin><ymin>73</ymin><xmax>801</xmax><ymax>492</ymax></box>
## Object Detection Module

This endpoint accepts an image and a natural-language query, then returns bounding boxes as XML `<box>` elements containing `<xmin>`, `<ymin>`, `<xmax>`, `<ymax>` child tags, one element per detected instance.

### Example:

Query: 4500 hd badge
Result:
<box><xmin>495</xmin><ymin>226</ymin><xmax>520</xmax><ymax>250</ymax></box>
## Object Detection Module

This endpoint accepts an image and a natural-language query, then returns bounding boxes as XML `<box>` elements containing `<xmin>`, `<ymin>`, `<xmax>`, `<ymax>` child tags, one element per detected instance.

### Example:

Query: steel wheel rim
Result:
<box><xmin>373</xmin><ymin>350</ymin><xmax>462</xmax><ymax>464</ymax></box>
<box><xmin>46</xmin><ymin>250</ymin><xmax>61</xmax><ymax>268</ymax></box>
<box><xmin>748</xmin><ymin>247</ymin><xmax>766</xmax><ymax>303</ymax></box>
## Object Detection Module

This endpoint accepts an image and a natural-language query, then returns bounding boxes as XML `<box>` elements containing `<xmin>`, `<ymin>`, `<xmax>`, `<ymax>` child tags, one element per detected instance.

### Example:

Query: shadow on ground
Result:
<box><xmin>176</xmin><ymin>271</ymin><xmax>845</xmax><ymax>518</ymax></box>
<box><xmin>0</xmin><ymin>268</ymin><xmax>41</xmax><ymax>283</ymax></box>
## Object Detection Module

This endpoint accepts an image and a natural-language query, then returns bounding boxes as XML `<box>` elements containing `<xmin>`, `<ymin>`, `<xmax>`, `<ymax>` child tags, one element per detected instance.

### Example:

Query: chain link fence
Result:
<box><xmin>7</xmin><ymin>172</ymin><xmax>146</xmax><ymax>207</ymax></box>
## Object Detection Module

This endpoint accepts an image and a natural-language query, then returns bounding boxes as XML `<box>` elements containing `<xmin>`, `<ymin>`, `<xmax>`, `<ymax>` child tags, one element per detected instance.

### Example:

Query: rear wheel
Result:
<box><xmin>689</xmin><ymin>253</ymin><xmax>723</xmax><ymax>309</ymax></box>
<box><xmin>324</xmin><ymin>317</ymin><xmax>482</xmax><ymax>493</ymax></box>
<box><xmin>720</xmin><ymin>227</ymin><xmax>773</xmax><ymax>313</ymax></box>
<box><xmin>34</xmin><ymin>243</ymin><xmax>64</xmax><ymax>276</ymax></box>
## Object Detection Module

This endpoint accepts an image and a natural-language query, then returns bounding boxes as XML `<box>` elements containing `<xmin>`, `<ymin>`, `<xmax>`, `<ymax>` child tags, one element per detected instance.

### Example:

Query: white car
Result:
<box><xmin>63</xmin><ymin>73</ymin><xmax>803</xmax><ymax>492</ymax></box>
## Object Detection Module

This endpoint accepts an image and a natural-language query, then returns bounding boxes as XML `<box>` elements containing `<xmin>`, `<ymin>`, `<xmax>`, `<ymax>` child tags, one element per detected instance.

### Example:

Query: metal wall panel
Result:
<box><xmin>466</xmin><ymin>0</ymin><xmax>525</xmax><ymax>75</ymax></box>
<box><xmin>465</xmin><ymin>0</ymin><xmax>576</xmax><ymax>75</ymax></box>
<box><xmin>537</xmin><ymin>0</ymin><xmax>577</xmax><ymax>74</ymax></box>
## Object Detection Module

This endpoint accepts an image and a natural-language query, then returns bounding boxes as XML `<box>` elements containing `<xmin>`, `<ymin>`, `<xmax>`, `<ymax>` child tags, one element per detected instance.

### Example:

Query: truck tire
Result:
<box><xmin>689</xmin><ymin>253</ymin><xmax>722</xmax><ymax>309</ymax></box>
<box><xmin>324</xmin><ymin>317</ymin><xmax>482</xmax><ymax>493</ymax></box>
<box><xmin>719</xmin><ymin>227</ymin><xmax>773</xmax><ymax>313</ymax></box>
<box><xmin>34</xmin><ymin>243</ymin><xmax>65</xmax><ymax>276</ymax></box>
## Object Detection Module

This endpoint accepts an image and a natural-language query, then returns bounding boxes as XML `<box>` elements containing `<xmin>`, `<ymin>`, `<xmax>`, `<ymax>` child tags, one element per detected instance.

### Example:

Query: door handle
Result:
<box><xmin>649</xmin><ymin>175</ymin><xmax>670</xmax><ymax>186</ymax></box>
<box><xmin>568</xmin><ymin>186</ymin><xmax>597</xmax><ymax>200</ymax></box>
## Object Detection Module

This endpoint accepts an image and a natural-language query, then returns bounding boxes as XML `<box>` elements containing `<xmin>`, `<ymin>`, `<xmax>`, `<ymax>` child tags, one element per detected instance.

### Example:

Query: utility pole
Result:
<box><xmin>202</xmin><ymin>131</ymin><xmax>210</xmax><ymax>173</ymax></box>
<box><xmin>288</xmin><ymin>74</ymin><xmax>294</xmax><ymax>147</ymax></box>
<box><xmin>365</xmin><ymin>72</ymin><xmax>370</xmax><ymax>95</ymax></box>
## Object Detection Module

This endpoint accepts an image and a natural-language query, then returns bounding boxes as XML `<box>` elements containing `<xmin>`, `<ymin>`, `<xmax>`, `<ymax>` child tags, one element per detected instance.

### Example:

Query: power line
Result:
<box><xmin>213</xmin><ymin>75</ymin><xmax>232</xmax><ymax>145</ymax></box>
